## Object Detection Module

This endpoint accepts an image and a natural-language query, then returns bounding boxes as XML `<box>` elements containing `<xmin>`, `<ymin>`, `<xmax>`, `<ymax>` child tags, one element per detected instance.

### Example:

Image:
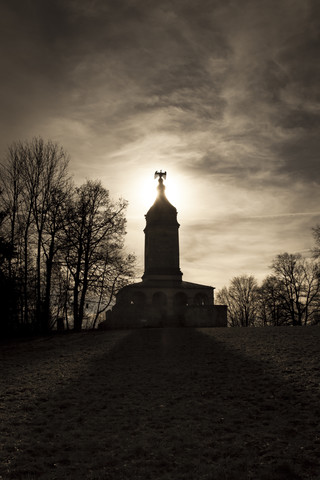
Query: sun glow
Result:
<box><xmin>138</xmin><ymin>171</ymin><xmax>184</xmax><ymax>212</ymax></box>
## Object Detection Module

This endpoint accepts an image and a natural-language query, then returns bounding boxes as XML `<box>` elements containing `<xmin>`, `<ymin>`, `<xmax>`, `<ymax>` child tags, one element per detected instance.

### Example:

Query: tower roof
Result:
<box><xmin>145</xmin><ymin>175</ymin><xmax>178</xmax><ymax>226</ymax></box>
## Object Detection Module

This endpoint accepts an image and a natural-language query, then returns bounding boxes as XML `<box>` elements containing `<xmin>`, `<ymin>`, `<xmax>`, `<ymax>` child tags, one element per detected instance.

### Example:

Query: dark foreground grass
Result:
<box><xmin>1</xmin><ymin>327</ymin><xmax>320</xmax><ymax>479</ymax></box>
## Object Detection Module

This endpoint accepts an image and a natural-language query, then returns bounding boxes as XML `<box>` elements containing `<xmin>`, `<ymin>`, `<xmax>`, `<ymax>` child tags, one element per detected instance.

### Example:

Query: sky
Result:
<box><xmin>0</xmin><ymin>0</ymin><xmax>319</xmax><ymax>290</ymax></box>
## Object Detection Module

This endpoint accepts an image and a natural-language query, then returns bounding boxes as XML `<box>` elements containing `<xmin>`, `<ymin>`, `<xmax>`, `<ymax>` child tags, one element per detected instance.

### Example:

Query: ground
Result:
<box><xmin>1</xmin><ymin>327</ymin><xmax>320</xmax><ymax>480</ymax></box>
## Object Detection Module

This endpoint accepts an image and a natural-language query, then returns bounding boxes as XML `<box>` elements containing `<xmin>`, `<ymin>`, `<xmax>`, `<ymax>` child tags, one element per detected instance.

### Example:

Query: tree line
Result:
<box><xmin>0</xmin><ymin>138</ymin><xmax>135</xmax><ymax>336</ymax></box>
<box><xmin>217</xmin><ymin>237</ymin><xmax>320</xmax><ymax>327</ymax></box>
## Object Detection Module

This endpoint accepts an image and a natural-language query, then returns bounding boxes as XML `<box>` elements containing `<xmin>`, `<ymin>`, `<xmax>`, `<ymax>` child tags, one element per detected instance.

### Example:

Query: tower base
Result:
<box><xmin>99</xmin><ymin>280</ymin><xmax>227</xmax><ymax>329</ymax></box>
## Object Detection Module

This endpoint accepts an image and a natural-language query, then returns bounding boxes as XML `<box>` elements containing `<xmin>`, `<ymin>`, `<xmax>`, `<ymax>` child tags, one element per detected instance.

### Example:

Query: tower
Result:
<box><xmin>104</xmin><ymin>171</ymin><xmax>227</xmax><ymax>328</ymax></box>
<box><xmin>143</xmin><ymin>171</ymin><xmax>182</xmax><ymax>282</ymax></box>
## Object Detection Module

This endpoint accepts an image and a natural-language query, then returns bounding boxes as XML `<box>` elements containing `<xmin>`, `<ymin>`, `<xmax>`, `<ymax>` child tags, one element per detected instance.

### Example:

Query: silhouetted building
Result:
<box><xmin>106</xmin><ymin>171</ymin><xmax>227</xmax><ymax>328</ymax></box>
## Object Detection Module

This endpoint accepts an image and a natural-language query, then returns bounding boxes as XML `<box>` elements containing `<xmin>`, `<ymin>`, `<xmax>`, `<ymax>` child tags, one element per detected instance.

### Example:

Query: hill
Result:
<box><xmin>1</xmin><ymin>327</ymin><xmax>320</xmax><ymax>479</ymax></box>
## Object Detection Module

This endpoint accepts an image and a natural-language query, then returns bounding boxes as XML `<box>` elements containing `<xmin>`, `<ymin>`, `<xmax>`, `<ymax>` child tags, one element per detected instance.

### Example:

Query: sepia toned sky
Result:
<box><xmin>0</xmin><ymin>0</ymin><xmax>319</xmax><ymax>290</ymax></box>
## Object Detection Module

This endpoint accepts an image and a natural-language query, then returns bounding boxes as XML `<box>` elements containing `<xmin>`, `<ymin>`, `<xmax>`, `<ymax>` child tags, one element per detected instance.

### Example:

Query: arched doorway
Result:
<box><xmin>194</xmin><ymin>293</ymin><xmax>209</xmax><ymax>306</ymax></box>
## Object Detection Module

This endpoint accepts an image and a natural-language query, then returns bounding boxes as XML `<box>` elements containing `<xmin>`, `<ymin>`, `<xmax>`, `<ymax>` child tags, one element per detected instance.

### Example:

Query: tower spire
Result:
<box><xmin>155</xmin><ymin>170</ymin><xmax>167</xmax><ymax>197</ymax></box>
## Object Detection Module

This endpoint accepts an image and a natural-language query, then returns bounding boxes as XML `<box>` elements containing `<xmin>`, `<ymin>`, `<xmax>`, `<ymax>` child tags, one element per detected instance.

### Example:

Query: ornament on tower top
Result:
<box><xmin>154</xmin><ymin>170</ymin><xmax>167</xmax><ymax>180</ymax></box>
<box><xmin>154</xmin><ymin>170</ymin><xmax>167</xmax><ymax>196</ymax></box>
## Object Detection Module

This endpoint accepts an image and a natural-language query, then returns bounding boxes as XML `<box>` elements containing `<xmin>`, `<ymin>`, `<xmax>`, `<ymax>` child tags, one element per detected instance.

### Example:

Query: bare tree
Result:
<box><xmin>0</xmin><ymin>146</ymin><xmax>25</xmax><ymax>278</ymax></box>
<box><xmin>0</xmin><ymin>138</ymin><xmax>70</xmax><ymax>331</ymax></box>
<box><xmin>63</xmin><ymin>180</ymin><xmax>130</xmax><ymax>331</ymax></box>
<box><xmin>271</xmin><ymin>253</ymin><xmax>320</xmax><ymax>326</ymax></box>
<box><xmin>258</xmin><ymin>275</ymin><xmax>287</xmax><ymax>326</ymax></box>
<box><xmin>90</xmin><ymin>250</ymin><xmax>136</xmax><ymax>329</ymax></box>
<box><xmin>1</xmin><ymin>139</ymin><xmax>134</xmax><ymax>335</ymax></box>
<box><xmin>0</xmin><ymin>208</ymin><xmax>18</xmax><ymax>334</ymax></box>
<box><xmin>216</xmin><ymin>275</ymin><xmax>259</xmax><ymax>327</ymax></box>
<box><xmin>27</xmin><ymin>139</ymin><xmax>70</xmax><ymax>330</ymax></box>
<box><xmin>1</xmin><ymin>143</ymin><xmax>33</xmax><ymax>324</ymax></box>
<box><xmin>216</xmin><ymin>286</ymin><xmax>239</xmax><ymax>327</ymax></box>
<box><xmin>41</xmin><ymin>185</ymin><xmax>72</xmax><ymax>330</ymax></box>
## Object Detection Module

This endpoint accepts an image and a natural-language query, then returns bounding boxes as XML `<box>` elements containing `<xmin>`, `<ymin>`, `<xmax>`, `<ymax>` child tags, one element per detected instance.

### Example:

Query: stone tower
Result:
<box><xmin>143</xmin><ymin>172</ymin><xmax>182</xmax><ymax>282</ymax></box>
<box><xmin>105</xmin><ymin>172</ymin><xmax>227</xmax><ymax>328</ymax></box>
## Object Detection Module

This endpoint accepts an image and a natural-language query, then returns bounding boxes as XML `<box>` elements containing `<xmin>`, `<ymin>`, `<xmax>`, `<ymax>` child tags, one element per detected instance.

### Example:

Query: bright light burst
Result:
<box><xmin>137</xmin><ymin>170</ymin><xmax>185</xmax><ymax>212</ymax></box>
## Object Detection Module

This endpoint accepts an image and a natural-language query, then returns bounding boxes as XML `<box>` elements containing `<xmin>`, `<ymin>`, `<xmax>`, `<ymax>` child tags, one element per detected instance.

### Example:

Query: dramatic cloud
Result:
<box><xmin>0</xmin><ymin>0</ymin><xmax>319</xmax><ymax>288</ymax></box>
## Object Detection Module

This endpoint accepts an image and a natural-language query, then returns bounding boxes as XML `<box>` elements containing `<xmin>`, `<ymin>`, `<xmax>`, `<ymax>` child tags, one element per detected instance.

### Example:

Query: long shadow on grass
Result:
<box><xmin>2</xmin><ymin>328</ymin><xmax>320</xmax><ymax>480</ymax></box>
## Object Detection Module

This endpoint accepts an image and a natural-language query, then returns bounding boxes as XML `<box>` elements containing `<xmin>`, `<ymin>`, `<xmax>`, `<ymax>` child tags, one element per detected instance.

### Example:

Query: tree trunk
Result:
<box><xmin>78</xmin><ymin>261</ymin><xmax>89</xmax><ymax>331</ymax></box>
<box><xmin>73</xmin><ymin>283</ymin><xmax>81</xmax><ymax>331</ymax></box>
<box><xmin>43</xmin><ymin>238</ymin><xmax>55</xmax><ymax>332</ymax></box>
<box><xmin>23</xmin><ymin>221</ymin><xmax>31</xmax><ymax>325</ymax></box>
<box><xmin>36</xmin><ymin>228</ymin><xmax>43</xmax><ymax>330</ymax></box>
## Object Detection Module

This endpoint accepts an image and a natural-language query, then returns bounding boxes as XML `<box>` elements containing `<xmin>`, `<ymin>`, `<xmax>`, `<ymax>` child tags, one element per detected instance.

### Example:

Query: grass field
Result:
<box><xmin>1</xmin><ymin>327</ymin><xmax>320</xmax><ymax>479</ymax></box>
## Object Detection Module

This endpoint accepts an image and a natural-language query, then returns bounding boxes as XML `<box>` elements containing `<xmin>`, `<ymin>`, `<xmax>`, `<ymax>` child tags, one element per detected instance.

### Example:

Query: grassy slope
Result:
<box><xmin>1</xmin><ymin>327</ymin><xmax>320</xmax><ymax>480</ymax></box>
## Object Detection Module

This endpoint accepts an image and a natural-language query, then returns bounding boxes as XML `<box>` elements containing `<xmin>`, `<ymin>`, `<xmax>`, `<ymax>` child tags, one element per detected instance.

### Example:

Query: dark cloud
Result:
<box><xmin>278</xmin><ymin>109</ymin><xmax>320</xmax><ymax>131</ymax></box>
<box><xmin>0</xmin><ymin>0</ymin><xmax>319</xmax><ymax>287</ymax></box>
<box><xmin>275</xmin><ymin>133</ymin><xmax>320</xmax><ymax>182</ymax></box>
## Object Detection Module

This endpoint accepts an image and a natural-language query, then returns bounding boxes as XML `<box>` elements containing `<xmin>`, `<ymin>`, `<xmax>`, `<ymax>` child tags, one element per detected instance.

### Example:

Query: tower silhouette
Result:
<box><xmin>105</xmin><ymin>172</ymin><xmax>227</xmax><ymax>328</ymax></box>
<box><xmin>143</xmin><ymin>173</ymin><xmax>182</xmax><ymax>281</ymax></box>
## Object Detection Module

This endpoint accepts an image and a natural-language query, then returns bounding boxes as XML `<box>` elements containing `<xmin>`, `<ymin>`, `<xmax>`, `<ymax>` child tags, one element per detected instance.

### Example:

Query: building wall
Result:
<box><xmin>116</xmin><ymin>284</ymin><xmax>213</xmax><ymax>306</ymax></box>
<box><xmin>144</xmin><ymin>225</ymin><xmax>181</xmax><ymax>278</ymax></box>
<box><xmin>102</xmin><ymin>285</ymin><xmax>227</xmax><ymax>329</ymax></box>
